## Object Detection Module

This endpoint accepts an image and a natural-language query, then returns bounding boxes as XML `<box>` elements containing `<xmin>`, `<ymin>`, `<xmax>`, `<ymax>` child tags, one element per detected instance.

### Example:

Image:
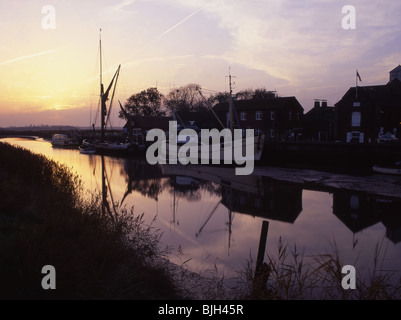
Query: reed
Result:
<box><xmin>0</xmin><ymin>142</ymin><xmax>181</xmax><ymax>299</ymax></box>
<box><xmin>234</xmin><ymin>237</ymin><xmax>401</xmax><ymax>300</ymax></box>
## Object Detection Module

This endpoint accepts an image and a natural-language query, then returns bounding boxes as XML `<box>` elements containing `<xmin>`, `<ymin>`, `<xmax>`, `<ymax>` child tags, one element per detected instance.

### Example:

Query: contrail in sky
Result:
<box><xmin>84</xmin><ymin>4</ymin><xmax>205</xmax><ymax>83</ymax></box>
<box><xmin>0</xmin><ymin>50</ymin><xmax>57</xmax><ymax>66</ymax></box>
<box><xmin>120</xmin><ymin>6</ymin><xmax>204</xmax><ymax>64</ymax></box>
<box><xmin>155</xmin><ymin>7</ymin><xmax>203</xmax><ymax>41</ymax></box>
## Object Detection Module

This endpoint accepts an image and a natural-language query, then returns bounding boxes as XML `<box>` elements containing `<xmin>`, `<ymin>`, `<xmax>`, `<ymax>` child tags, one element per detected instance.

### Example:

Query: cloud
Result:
<box><xmin>155</xmin><ymin>0</ymin><xmax>401</xmax><ymax>86</ymax></box>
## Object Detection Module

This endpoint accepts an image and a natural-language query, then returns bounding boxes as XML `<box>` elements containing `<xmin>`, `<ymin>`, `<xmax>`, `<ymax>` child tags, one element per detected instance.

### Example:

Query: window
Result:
<box><xmin>351</xmin><ymin>112</ymin><xmax>361</xmax><ymax>127</ymax></box>
<box><xmin>255</xmin><ymin>128</ymin><xmax>262</xmax><ymax>136</ymax></box>
<box><xmin>288</xmin><ymin>111</ymin><xmax>292</xmax><ymax>120</ymax></box>
<box><xmin>240</xmin><ymin>112</ymin><xmax>246</xmax><ymax>121</ymax></box>
<box><xmin>270</xmin><ymin>128</ymin><xmax>275</xmax><ymax>138</ymax></box>
<box><xmin>256</xmin><ymin>111</ymin><xmax>263</xmax><ymax>120</ymax></box>
<box><xmin>350</xmin><ymin>195</ymin><xmax>360</xmax><ymax>210</ymax></box>
<box><xmin>270</xmin><ymin>111</ymin><xmax>275</xmax><ymax>120</ymax></box>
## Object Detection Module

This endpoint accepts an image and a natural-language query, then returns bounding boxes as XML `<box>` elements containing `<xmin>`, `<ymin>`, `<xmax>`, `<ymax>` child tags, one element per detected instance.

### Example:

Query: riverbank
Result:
<box><xmin>0</xmin><ymin>141</ymin><xmax>181</xmax><ymax>299</ymax></box>
<box><xmin>254</xmin><ymin>166</ymin><xmax>401</xmax><ymax>199</ymax></box>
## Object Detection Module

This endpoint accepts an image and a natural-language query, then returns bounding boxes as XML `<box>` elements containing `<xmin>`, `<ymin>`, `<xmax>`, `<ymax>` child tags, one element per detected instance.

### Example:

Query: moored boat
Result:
<box><xmin>372</xmin><ymin>161</ymin><xmax>401</xmax><ymax>175</ymax></box>
<box><xmin>79</xmin><ymin>145</ymin><xmax>96</xmax><ymax>154</ymax></box>
<box><xmin>51</xmin><ymin>134</ymin><xmax>80</xmax><ymax>149</ymax></box>
<box><xmin>79</xmin><ymin>30</ymin><xmax>130</xmax><ymax>157</ymax></box>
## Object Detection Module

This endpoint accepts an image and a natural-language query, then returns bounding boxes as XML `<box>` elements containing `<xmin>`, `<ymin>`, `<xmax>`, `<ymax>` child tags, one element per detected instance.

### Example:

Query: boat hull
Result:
<box><xmin>51</xmin><ymin>134</ymin><xmax>80</xmax><ymax>149</ymax></box>
<box><xmin>81</xmin><ymin>139</ymin><xmax>129</xmax><ymax>156</ymax></box>
<box><xmin>158</xmin><ymin>134</ymin><xmax>265</xmax><ymax>164</ymax></box>
<box><xmin>372</xmin><ymin>165</ymin><xmax>401</xmax><ymax>175</ymax></box>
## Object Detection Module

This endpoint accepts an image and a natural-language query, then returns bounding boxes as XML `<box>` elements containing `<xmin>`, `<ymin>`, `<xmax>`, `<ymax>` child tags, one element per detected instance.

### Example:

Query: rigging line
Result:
<box><xmin>104</xmin><ymin>163</ymin><xmax>119</xmax><ymax>215</ymax></box>
<box><xmin>202</xmin><ymin>88</ymin><xmax>220</xmax><ymax>94</ymax></box>
<box><xmin>379</xmin><ymin>237</ymin><xmax>391</xmax><ymax>271</ymax></box>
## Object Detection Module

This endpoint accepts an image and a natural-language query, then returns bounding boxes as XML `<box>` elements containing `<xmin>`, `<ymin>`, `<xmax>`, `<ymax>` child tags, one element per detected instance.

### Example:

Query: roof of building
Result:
<box><xmin>213</xmin><ymin>96</ymin><xmax>304</xmax><ymax>112</ymax></box>
<box><xmin>335</xmin><ymin>78</ymin><xmax>401</xmax><ymax>107</ymax></box>
<box><xmin>174</xmin><ymin>110</ymin><xmax>222</xmax><ymax>128</ymax></box>
<box><xmin>304</xmin><ymin>104</ymin><xmax>335</xmax><ymax>120</ymax></box>
<box><xmin>127</xmin><ymin>116</ymin><xmax>173</xmax><ymax>130</ymax></box>
<box><xmin>390</xmin><ymin>65</ymin><xmax>401</xmax><ymax>73</ymax></box>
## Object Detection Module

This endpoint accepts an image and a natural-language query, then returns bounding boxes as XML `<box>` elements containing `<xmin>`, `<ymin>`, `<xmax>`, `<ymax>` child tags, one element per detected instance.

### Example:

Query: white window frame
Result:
<box><xmin>270</xmin><ymin>111</ymin><xmax>275</xmax><ymax>121</ymax></box>
<box><xmin>351</xmin><ymin>112</ymin><xmax>361</xmax><ymax>127</ymax></box>
<box><xmin>270</xmin><ymin>128</ymin><xmax>275</xmax><ymax>138</ymax></box>
<box><xmin>256</xmin><ymin>111</ymin><xmax>263</xmax><ymax>120</ymax></box>
<box><xmin>240</xmin><ymin>112</ymin><xmax>246</xmax><ymax>121</ymax></box>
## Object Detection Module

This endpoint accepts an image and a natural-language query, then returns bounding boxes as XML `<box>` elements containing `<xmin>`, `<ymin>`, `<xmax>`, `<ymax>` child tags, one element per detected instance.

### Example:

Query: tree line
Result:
<box><xmin>118</xmin><ymin>84</ymin><xmax>277</xmax><ymax>120</ymax></box>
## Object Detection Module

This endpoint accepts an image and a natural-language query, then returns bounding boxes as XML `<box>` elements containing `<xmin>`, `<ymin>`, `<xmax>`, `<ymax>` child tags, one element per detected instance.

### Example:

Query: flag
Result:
<box><xmin>356</xmin><ymin>70</ymin><xmax>362</xmax><ymax>82</ymax></box>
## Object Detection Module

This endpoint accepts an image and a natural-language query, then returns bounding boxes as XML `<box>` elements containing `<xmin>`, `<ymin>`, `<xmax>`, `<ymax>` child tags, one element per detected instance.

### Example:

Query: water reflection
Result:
<box><xmin>2</xmin><ymin>137</ymin><xmax>401</xmax><ymax>289</ymax></box>
<box><xmin>333</xmin><ymin>191</ymin><xmax>401</xmax><ymax>244</ymax></box>
<box><xmin>122</xmin><ymin>162</ymin><xmax>304</xmax><ymax>223</ymax></box>
<box><xmin>121</xmin><ymin>159</ymin><xmax>401</xmax><ymax>245</ymax></box>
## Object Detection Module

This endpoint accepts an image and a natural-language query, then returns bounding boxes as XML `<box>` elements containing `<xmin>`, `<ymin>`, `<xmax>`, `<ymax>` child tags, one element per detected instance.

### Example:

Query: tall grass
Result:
<box><xmin>235</xmin><ymin>237</ymin><xmax>401</xmax><ymax>300</ymax></box>
<box><xmin>0</xmin><ymin>142</ymin><xmax>181</xmax><ymax>299</ymax></box>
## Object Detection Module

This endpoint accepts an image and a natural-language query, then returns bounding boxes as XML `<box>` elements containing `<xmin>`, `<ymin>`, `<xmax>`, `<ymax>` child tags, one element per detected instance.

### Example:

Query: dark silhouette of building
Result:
<box><xmin>220</xmin><ymin>179</ymin><xmax>303</xmax><ymax>223</ymax></box>
<box><xmin>332</xmin><ymin>190</ymin><xmax>401</xmax><ymax>244</ymax></box>
<box><xmin>303</xmin><ymin>99</ymin><xmax>335</xmax><ymax>142</ymax></box>
<box><xmin>123</xmin><ymin>115</ymin><xmax>173</xmax><ymax>145</ymax></box>
<box><xmin>173</xmin><ymin>110</ymin><xmax>222</xmax><ymax>131</ymax></box>
<box><xmin>389</xmin><ymin>65</ymin><xmax>401</xmax><ymax>82</ymax></box>
<box><xmin>334</xmin><ymin>69</ymin><xmax>401</xmax><ymax>143</ymax></box>
<box><xmin>213</xmin><ymin>96</ymin><xmax>304</xmax><ymax>141</ymax></box>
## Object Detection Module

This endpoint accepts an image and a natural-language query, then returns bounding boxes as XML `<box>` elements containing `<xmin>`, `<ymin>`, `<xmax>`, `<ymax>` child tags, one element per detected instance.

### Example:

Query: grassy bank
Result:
<box><xmin>0</xmin><ymin>142</ymin><xmax>181</xmax><ymax>299</ymax></box>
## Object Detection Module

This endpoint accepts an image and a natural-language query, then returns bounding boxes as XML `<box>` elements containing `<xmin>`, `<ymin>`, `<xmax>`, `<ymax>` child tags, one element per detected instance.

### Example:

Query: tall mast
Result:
<box><xmin>228</xmin><ymin>68</ymin><xmax>235</xmax><ymax>133</ymax></box>
<box><xmin>99</xmin><ymin>29</ymin><xmax>106</xmax><ymax>140</ymax></box>
<box><xmin>100</xmin><ymin>29</ymin><xmax>103</xmax><ymax>89</ymax></box>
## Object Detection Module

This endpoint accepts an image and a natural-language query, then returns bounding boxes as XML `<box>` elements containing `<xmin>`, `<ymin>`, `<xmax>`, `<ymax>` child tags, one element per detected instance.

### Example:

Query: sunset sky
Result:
<box><xmin>1</xmin><ymin>0</ymin><xmax>401</xmax><ymax>127</ymax></box>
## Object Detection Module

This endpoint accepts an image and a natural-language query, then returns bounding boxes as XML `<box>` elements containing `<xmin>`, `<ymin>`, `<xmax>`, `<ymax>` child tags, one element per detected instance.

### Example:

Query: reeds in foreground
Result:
<box><xmin>231</xmin><ymin>237</ymin><xmax>401</xmax><ymax>300</ymax></box>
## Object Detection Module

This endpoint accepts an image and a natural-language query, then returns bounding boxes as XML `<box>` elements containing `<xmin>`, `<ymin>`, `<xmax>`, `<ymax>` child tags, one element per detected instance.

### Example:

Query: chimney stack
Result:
<box><xmin>322</xmin><ymin>100</ymin><xmax>328</xmax><ymax>108</ymax></box>
<box><xmin>314</xmin><ymin>99</ymin><xmax>320</xmax><ymax>108</ymax></box>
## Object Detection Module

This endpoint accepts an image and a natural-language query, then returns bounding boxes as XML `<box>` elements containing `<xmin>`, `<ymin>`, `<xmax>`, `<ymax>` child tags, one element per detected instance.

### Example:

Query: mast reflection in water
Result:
<box><xmin>2</xmin><ymin>137</ymin><xmax>401</xmax><ymax>290</ymax></box>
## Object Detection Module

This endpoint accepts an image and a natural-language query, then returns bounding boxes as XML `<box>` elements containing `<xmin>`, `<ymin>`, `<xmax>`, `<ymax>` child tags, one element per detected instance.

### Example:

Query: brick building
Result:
<box><xmin>303</xmin><ymin>99</ymin><xmax>335</xmax><ymax>142</ymax></box>
<box><xmin>213</xmin><ymin>96</ymin><xmax>304</xmax><ymax>141</ymax></box>
<box><xmin>334</xmin><ymin>75</ymin><xmax>401</xmax><ymax>143</ymax></box>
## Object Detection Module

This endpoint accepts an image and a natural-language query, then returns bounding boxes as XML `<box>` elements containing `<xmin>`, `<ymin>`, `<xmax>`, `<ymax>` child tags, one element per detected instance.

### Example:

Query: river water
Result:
<box><xmin>2</xmin><ymin>137</ymin><xmax>401</xmax><ymax>297</ymax></box>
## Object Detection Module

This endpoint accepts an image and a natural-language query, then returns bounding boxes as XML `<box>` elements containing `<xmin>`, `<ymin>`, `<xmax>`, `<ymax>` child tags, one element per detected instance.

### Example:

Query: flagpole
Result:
<box><xmin>356</xmin><ymin>69</ymin><xmax>358</xmax><ymax>101</ymax></box>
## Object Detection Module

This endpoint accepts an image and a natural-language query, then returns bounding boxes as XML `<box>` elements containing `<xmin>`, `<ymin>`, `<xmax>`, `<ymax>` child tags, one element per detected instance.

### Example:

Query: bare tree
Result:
<box><xmin>164</xmin><ymin>84</ymin><xmax>208</xmax><ymax>114</ymax></box>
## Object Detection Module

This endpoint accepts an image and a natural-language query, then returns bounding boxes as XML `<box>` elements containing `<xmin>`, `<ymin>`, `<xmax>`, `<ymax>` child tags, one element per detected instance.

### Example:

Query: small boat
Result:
<box><xmin>79</xmin><ymin>146</ymin><xmax>96</xmax><ymax>154</ymax></box>
<box><xmin>372</xmin><ymin>161</ymin><xmax>401</xmax><ymax>175</ymax></box>
<box><xmin>51</xmin><ymin>134</ymin><xmax>80</xmax><ymax>149</ymax></box>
